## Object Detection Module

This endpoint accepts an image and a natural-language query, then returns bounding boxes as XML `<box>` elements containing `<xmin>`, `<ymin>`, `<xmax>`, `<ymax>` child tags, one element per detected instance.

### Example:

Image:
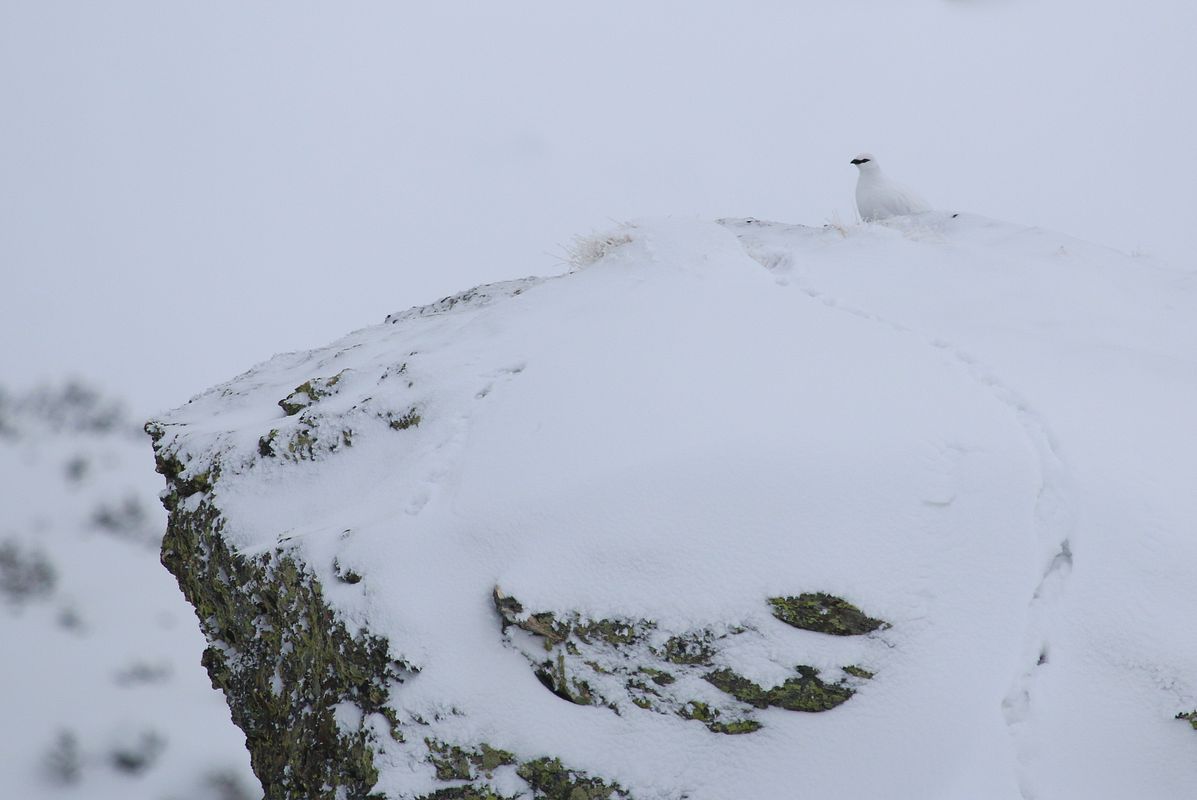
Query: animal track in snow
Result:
<box><xmin>727</xmin><ymin>222</ymin><xmax>1078</xmax><ymax>799</ymax></box>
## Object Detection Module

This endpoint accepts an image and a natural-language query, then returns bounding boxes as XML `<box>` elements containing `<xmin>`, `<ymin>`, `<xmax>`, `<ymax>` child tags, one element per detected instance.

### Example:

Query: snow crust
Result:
<box><xmin>155</xmin><ymin>214</ymin><xmax>1197</xmax><ymax>799</ymax></box>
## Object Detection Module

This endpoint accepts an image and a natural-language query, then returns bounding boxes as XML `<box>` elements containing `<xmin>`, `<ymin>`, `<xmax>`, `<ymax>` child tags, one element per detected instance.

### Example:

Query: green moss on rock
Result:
<box><xmin>279</xmin><ymin>371</ymin><xmax>348</xmax><ymax>417</ymax></box>
<box><xmin>658</xmin><ymin>634</ymin><xmax>714</xmax><ymax>666</ymax></box>
<box><xmin>333</xmin><ymin>557</ymin><xmax>363</xmax><ymax>585</ymax></box>
<box><xmin>420</xmin><ymin>741</ymin><xmax>630</xmax><ymax>800</ymax></box>
<box><xmin>677</xmin><ymin>701</ymin><xmax>761</xmax><ymax>735</ymax></box>
<box><xmin>704</xmin><ymin>666</ymin><xmax>854</xmax><ymax>712</ymax></box>
<box><xmin>258</xmin><ymin>429</ymin><xmax>280</xmax><ymax>457</ymax></box>
<box><xmin>1177</xmin><ymin>711</ymin><xmax>1197</xmax><ymax>730</ymax></box>
<box><xmin>256</xmin><ymin>418</ymin><xmax>354</xmax><ymax>463</ymax></box>
<box><xmin>145</xmin><ymin>428</ymin><xmax>215</xmax><ymax>505</ymax></box>
<box><xmin>492</xmin><ymin>587</ymin><xmax>865</xmax><ymax>737</ymax></box>
<box><xmin>516</xmin><ymin>757</ymin><xmax>629</xmax><ymax>800</ymax></box>
<box><xmin>710</xmin><ymin>718</ymin><xmax>763</xmax><ymax>735</ymax></box>
<box><xmin>421</xmin><ymin>746</ymin><xmax>630</xmax><ymax>800</ymax></box>
<box><xmin>493</xmin><ymin>588</ymin><xmax>642</xmax><ymax>649</ymax></box>
<box><xmin>636</xmin><ymin>667</ymin><xmax>675</xmax><ymax>686</ymax></box>
<box><xmin>574</xmin><ymin>618</ymin><xmax>642</xmax><ymax>647</ymax></box>
<box><xmin>418</xmin><ymin>788</ymin><xmax>512</xmax><ymax>800</ymax></box>
<box><xmin>426</xmin><ymin>740</ymin><xmax>514</xmax><ymax>781</ymax></box>
<box><xmin>149</xmin><ymin>424</ymin><xmax>410</xmax><ymax>800</ymax></box>
<box><xmin>535</xmin><ymin>652</ymin><xmax>596</xmax><ymax>706</ymax></box>
<box><xmin>387</xmin><ymin>407</ymin><xmax>422</xmax><ymax>430</ymax></box>
<box><xmin>287</xmin><ymin>423</ymin><xmax>317</xmax><ymax>460</ymax></box>
<box><xmin>767</xmin><ymin>593</ymin><xmax>886</xmax><ymax>636</ymax></box>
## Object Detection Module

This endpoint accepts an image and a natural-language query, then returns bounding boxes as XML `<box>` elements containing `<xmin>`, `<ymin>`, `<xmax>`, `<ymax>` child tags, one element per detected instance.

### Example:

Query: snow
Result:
<box><xmin>730</xmin><ymin>213</ymin><xmax>1197</xmax><ymax>798</ymax></box>
<box><xmin>0</xmin><ymin>385</ymin><xmax>259</xmax><ymax>800</ymax></box>
<box><xmin>4</xmin><ymin>1</ymin><xmax>1197</xmax><ymax>414</ymax></box>
<box><xmin>152</xmin><ymin>213</ymin><xmax>1197</xmax><ymax>798</ymax></box>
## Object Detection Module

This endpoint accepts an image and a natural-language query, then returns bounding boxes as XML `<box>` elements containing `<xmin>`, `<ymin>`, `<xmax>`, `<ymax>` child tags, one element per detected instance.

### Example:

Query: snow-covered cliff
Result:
<box><xmin>148</xmin><ymin>214</ymin><xmax>1197</xmax><ymax>800</ymax></box>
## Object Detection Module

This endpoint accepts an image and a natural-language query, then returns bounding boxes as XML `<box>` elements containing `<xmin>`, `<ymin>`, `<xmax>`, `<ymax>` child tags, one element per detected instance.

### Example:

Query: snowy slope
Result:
<box><xmin>0</xmin><ymin>384</ymin><xmax>259</xmax><ymax>800</ymax></box>
<box><xmin>726</xmin><ymin>213</ymin><xmax>1197</xmax><ymax>798</ymax></box>
<box><xmin>150</xmin><ymin>215</ymin><xmax>1197</xmax><ymax>800</ymax></box>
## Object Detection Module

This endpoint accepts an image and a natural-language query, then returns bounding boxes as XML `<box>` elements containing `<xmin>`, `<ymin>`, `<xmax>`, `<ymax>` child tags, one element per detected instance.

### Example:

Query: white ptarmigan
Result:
<box><xmin>851</xmin><ymin>153</ymin><xmax>931</xmax><ymax>221</ymax></box>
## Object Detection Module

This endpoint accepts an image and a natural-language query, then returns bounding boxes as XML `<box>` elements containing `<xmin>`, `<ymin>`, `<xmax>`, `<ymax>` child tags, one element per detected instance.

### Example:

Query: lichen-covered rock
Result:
<box><xmin>703</xmin><ymin>666</ymin><xmax>853</xmax><ymax>712</ymax></box>
<box><xmin>515</xmin><ymin>758</ymin><xmax>628</xmax><ymax>800</ymax></box>
<box><xmin>278</xmin><ymin>371</ymin><xmax>350</xmax><ymax>417</ymax></box>
<box><xmin>138</xmin><ymin>225</ymin><xmax>906</xmax><ymax>799</ymax></box>
<box><xmin>426</xmin><ymin>740</ymin><xmax>515</xmax><ymax>782</ymax></box>
<box><xmin>768</xmin><ymin>593</ymin><xmax>888</xmax><ymax>636</ymax></box>
<box><xmin>418</xmin><ymin>788</ymin><xmax>511</xmax><ymax>800</ymax></box>
<box><xmin>148</xmin><ymin>454</ymin><xmax>642</xmax><ymax>799</ymax></box>
<box><xmin>493</xmin><ymin>588</ymin><xmax>878</xmax><ymax>734</ymax></box>
<box><xmin>150</xmin><ymin>423</ymin><xmax>411</xmax><ymax>799</ymax></box>
<box><xmin>257</xmin><ymin>415</ymin><xmax>357</xmax><ymax>462</ymax></box>
<box><xmin>143</xmin><ymin>282</ymin><xmax>645</xmax><ymax>799</ymax></box>
<box><xmin>141</xmin><ymin>216</ymin><xmax>1197</xmax><ymax>798</ymax></box>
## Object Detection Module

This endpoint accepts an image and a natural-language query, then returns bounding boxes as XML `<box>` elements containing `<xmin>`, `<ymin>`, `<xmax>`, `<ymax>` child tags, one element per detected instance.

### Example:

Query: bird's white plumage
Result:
<box><xmin>852</xmin><ymin>153</ymin><xmax>930</xmax><ymax>221</ymax></box>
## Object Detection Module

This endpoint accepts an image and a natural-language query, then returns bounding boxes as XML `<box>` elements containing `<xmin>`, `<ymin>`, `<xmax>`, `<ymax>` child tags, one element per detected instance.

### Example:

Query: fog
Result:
<box><xmin>3</xmin><ymin>1</ymin><xmax>1193</xmax><ymax>415</ymax></box>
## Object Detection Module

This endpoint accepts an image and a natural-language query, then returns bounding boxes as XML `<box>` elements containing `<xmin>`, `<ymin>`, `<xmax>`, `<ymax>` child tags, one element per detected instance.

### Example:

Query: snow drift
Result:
<box><xmin>147</xmin><ymin>214</ymin><xmax>1197</xmax><ymax>800</ymax></box>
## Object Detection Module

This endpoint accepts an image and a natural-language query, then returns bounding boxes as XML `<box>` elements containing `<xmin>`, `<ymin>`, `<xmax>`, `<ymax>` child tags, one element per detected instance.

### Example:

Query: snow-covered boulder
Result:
<box><xmin>147</xmin><ymin>215</ymin><xmax>1197</xmax><ymax>800</ymax></box>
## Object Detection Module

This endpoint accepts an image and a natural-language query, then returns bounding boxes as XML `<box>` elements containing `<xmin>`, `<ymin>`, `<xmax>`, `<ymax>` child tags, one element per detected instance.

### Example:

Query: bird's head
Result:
<box><xmin>850</xmin><ymin>153</ymin><xmax>878</xmax><ymax>171</ymax></box>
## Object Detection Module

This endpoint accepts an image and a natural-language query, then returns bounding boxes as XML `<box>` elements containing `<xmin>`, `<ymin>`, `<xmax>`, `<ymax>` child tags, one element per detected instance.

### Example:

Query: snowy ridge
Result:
<box><xmin>725</xmin><ymin>213</ymin><xmax>1197</xmax><ymax>798</ymax></box>
<box><xmin>724</xmin><ymin>215</ymin><xmax>1080</xmax><ymax>797</ymax></box>
<box><xmin>384</xmin><ymin>277</ymin><xmax>546</xmax><ymax>326</ymax></box>
<box><xmin>153</xmin><ymin>216</ymin><xmax>1197</xmax><ymax>799</ymax></box>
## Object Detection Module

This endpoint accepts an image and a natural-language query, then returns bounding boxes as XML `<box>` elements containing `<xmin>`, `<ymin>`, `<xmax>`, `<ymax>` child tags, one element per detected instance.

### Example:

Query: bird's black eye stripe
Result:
<box><xmin>851</xmin><ymin>158</ymin><xmax>871</xmax><ymax>165</ymax></box>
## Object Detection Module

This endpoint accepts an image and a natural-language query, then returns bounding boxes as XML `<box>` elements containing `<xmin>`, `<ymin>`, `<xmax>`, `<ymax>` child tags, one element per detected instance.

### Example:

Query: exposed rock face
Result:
<box><xmin>492</xmin><ymin>587</ymin><xmax>876</xmax><ymax>735</ymax></box>
<box><xmin>144</xmin><ymin>227</ymin><xmax>904</xmax><ymax>798</ymax></box>
<box><xmin>147</xmin><ymin>216</ymin><xmax>1197</xmax><ymax>800</ymax></box>
<box><xmin>149</xmin><ymin>439</ymin><xmax>704</xmax><ymax>800</ymax></box>
<box><xmin>148</xmin><ymin>455</ymin><xmax>406</xmax><ymax>799</ymax></box>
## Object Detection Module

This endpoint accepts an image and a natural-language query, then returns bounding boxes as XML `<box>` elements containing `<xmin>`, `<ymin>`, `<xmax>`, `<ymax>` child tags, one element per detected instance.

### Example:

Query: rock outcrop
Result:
<box><xmin>148</xmin><ymin>216</ymin><xmax>1197</xmax><ymax>800</ymax></box>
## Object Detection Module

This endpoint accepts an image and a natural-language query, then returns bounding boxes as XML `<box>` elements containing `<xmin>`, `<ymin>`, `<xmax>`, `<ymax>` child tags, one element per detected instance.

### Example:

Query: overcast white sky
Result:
<box><xmin>2</xmin><ymin>1</ymin><xmax>1194</xmax><ymax>416</ymax></box>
